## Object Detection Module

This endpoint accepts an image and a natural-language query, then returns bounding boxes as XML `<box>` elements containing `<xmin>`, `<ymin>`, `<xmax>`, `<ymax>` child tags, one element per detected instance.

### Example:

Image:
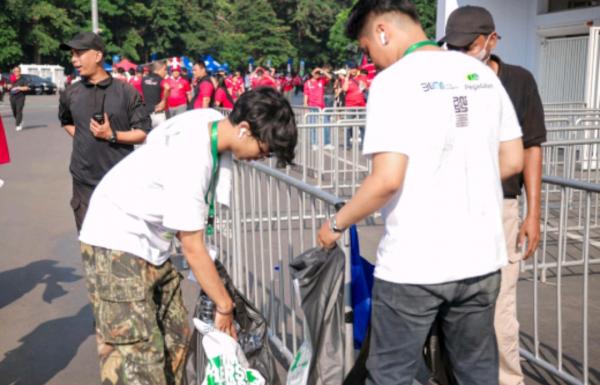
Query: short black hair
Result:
<box><xmin>229</xmin><ymin>87</ymin><xmax>297</xmax><ymax>167</ymax></box>
<box><xmin>346</xmin><ymin>0</ymin><xmax>420</xmax><ymax>40</ymax></box>
<box><xmin>194</xmin><ymin>60</ymin><xmax>207</xmax><ymax>70</ymax></box>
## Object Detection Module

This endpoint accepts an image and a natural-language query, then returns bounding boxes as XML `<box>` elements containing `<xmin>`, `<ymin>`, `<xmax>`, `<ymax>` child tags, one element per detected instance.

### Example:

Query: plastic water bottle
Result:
<box><xmin>198</xmin><ymin>291</ymin><xmax>216</xmax><ymax>325</ymax></box>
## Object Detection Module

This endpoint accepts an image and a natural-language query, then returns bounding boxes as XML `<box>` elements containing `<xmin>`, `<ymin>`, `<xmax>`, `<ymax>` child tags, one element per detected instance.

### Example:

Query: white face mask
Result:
<box><xmin>472</xmin><ymin>35</ymin><xmax>492</xmax><ymax>63</ymax></box>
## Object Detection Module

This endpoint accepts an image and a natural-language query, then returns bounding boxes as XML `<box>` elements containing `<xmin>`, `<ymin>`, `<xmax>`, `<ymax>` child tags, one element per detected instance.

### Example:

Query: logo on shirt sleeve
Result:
<box><xmin>453</xmin><ymin>96</ymin><xmax>469</xmax><ymax>128</ymax></box>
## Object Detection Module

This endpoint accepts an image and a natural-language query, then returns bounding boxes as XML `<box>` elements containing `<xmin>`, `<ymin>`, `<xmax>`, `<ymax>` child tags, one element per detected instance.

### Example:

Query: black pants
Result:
<box><xmin>366</xmin><ymin>272</ymin><xmax>501</xmax><ymax>385</ymax></box>
<box><xmin>71</xmin><ymin>179</ymin><xmax>96</xmax><ymax>233</ymax></box>
<box><xmin>10</xmin><ymin>95</ymin><xmax>25</xmax><ymax>126</ymax></box>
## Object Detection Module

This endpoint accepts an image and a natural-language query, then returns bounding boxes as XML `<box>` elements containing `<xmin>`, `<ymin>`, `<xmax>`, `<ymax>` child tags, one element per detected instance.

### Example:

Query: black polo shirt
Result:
<box><xmin>58</xmin><ymin>76</ymin><xmax>151</xmax><ymax>187</ymax></box>
<box><xmin>493</xmin><ymin>55</ymin><xmax>547</xmax><ymax>197</ymax></box>
<box><xmin>141</xmin><ymin>72</ymin><xmax>163</xmax><ymax>115</ymax></box>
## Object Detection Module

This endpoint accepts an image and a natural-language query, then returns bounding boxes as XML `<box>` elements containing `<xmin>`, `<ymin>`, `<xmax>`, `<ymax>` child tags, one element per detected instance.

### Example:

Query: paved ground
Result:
<box><xmin>0</xmin><ymin>95</ymin><xmax>598</xmax><ymax>384</ymax></box>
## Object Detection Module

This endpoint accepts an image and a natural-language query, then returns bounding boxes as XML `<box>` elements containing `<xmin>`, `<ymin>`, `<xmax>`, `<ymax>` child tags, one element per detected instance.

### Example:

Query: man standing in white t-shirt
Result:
<box><xmin>317</xmin><ymin>1</ymin><xmax>524</xmax><ymax>384</ymax></box>
<box><xmin>78</xmin><ymin>88</ymin><xmax>297</xmax><ymax>384</ymax></box>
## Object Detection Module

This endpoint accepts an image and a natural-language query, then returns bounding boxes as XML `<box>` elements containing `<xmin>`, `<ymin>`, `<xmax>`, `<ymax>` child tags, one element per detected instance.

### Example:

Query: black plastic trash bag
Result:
<box><xmin>183</xmin><ymin>259</ymin><xmax>281</xmax><ymax>385</ymax></box>
<box><xmin>289</xmin><ymin>246</ymin><xmax>346</xmax><ymax>385</ymax></box>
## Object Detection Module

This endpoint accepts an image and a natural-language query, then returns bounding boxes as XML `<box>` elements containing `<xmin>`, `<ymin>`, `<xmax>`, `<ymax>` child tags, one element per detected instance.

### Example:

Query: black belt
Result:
<box><xmin>504</xmin><ymin>195</ymin><xmax>518</xmax><ymax>199</ymax></box>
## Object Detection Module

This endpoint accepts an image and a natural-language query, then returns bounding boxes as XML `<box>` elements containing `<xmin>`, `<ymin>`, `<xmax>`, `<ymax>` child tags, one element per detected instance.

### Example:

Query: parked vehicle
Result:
<box><xmin>21</xmin><ymin>74</ymin><xmax>57</xmax><ymax>95</ymax></box>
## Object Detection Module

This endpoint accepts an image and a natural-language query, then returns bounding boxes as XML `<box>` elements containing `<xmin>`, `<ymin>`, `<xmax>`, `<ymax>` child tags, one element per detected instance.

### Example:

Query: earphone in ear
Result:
<box><xmin>238</xmin><ymin>128</ymin><xmax>248</xmax><ymax>138</ymax></box>
<box><xmin>380</xmin><ymin>32</ymin><xmax>387</xmax><ymax>45</ymax></box>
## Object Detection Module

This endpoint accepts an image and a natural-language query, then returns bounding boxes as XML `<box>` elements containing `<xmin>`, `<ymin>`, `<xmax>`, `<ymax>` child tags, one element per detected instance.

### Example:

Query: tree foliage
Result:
<box><xmin>0</xmin><ymin>0</ymin><xmax>437</xmax><ymax>71</ymax></box>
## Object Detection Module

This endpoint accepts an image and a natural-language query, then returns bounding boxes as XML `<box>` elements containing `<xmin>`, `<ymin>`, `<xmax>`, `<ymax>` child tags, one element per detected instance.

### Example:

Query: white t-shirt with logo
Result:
<box><xmin>80</xmin><ymin>109</ymin><xmax>232</xmax><ymax>266</ymax></box>
<box><xmin>362</xmin><ymin>51</ymin><xmax>522</xmax><ymax>285</ymax></box>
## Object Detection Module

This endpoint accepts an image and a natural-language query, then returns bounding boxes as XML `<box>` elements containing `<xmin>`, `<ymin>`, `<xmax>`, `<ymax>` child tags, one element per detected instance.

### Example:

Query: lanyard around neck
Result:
<box><xmin>205</xmin><ymin>121</ymin><xmax>220</xmax><ymax>236</ymax></box>
<box><xmin>404</xmin><ymin>40</ymin><xmax>439</xmax><ymax>57</ymax></box>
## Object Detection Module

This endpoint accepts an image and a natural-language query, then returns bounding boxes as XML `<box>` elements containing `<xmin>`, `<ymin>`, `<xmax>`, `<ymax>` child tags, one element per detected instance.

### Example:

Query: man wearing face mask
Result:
<box><xmin>441</xmin><ymin>6</ymin><xmax>547</xmax><ymax>385</ymax></box>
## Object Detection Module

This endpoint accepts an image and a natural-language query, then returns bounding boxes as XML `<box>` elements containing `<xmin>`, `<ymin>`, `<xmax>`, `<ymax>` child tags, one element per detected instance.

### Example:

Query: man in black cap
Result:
<box><xmin>58</xmin><ymin>32</ymin><xmax>151</xmax><ymax>232</ymax></box>
<box><xmin>441</xmin><ymin>6</ymin><xmax>547</xmax><ymax>385</ymax></box>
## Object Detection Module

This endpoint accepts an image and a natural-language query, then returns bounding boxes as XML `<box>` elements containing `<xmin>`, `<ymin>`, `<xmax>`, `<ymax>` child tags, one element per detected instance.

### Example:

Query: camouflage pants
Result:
<box><xmin>81</xmin><ymin>243</ymin><xmax>192</xmax><ymax>385</ymax></box>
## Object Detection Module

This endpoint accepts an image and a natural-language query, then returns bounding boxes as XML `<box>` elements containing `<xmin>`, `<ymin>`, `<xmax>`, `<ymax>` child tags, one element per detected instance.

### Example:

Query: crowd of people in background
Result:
<box><xmin>63</xmin><ymin>56</ymin><xmax>374</xmax><ymax>118</ymax></box>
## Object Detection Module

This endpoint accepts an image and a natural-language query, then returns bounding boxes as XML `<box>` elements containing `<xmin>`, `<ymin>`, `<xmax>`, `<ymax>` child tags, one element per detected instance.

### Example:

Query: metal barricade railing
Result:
<box><xmin>205</xmin><ymin>160</ymin><xmax>354</xmax><ymax>373</ymax></box>
<box><xmin>295</xmin><ymin>113</ymin><xmax>369</xmax><ymax>197</ymax></box>
<box><xmin>519</xmin><ymin>176</ymin><xmax>598</xmax><ymax>385</ymax></box>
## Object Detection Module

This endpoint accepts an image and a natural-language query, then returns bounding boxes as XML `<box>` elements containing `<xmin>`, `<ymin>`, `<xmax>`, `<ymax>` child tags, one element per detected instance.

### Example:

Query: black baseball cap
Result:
<box><xmin>439</xmin><ymin>6</ymin><xmax>498</xmax><ymax>48</ymax></box>
<box><xmin>60</xmin><ymin>32</ymin><xmax>106</xmax><ymax>53</ymax></box>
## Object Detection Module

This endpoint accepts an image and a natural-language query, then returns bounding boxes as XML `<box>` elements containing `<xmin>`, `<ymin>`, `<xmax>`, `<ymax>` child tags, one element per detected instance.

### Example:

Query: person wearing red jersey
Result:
<box><xmin>281</xmin><ymin>72</ymin><xmax>295</xmax><ymax>103</ymax></box>
<box><xmin>128</xmin><ymin>66</ymin><xmax>144</xmax><ymax>97</ymax></box>
<box><xmin>251</xmin><ymin>67</ymin><xmax>278</xmax><ymax>90</ymax></box>
<box><xmin>214</xmin><ymin>74</ymin><xmax>235</xmax><ymax>109</ymax></box>
<box><xmin>343</xmin><ymin>62</ymin><xmax>368</xmax><ymax>149</ymax></box>
<box><xmin>165</xmin><ymin>63</ymin><xmax>191</xmax><ymax>118</ymax></box>
<box><xmin>191</xmin><ymin>61</ymin><xmax>214</xmax><ymax>109</ymax></box>
<box><xmin>231</xmin><ymin>70</ymin><xmax>245</xmax><ymax>100</ymax></box>
<box><xmin>304</xmin><ymin>68</ymin><xmax>332</xmax><ymax>146</ymax></box>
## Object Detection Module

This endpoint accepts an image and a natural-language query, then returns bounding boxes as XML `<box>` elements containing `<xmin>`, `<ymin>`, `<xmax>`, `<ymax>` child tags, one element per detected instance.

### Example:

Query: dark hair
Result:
<box><xmin>229</xmin><ymin>87</ymin><xmax>297</xmax><ymax>167</ymax></box>
<box><xmin>128</xmin><ymin>68</ymin><xmax>135</xmax><ymax>76</ymax></box>
<box><xmin>346</xmin><ymin>0</ymin><xmax>420</xmax><ymax>40</ymax></box>
<box><xmin>194</xmin><ymin>60</ymin><xmax>207</xmax><ymax>70</ymax></box>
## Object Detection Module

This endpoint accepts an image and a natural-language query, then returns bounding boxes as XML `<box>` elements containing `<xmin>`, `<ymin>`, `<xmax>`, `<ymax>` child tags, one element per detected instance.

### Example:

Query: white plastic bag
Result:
<box><xmin>193</xmin><ymin>318</ymin><xmax>266</xmax><ymax>385</ymax></box>
<box><xmin>285</xmin><ymin>341</ymin><xmax>312</xmax><ymax>385</ymax></box>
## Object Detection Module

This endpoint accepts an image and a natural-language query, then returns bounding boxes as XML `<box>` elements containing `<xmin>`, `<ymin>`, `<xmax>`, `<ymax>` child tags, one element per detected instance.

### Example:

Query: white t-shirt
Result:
<box><xmin>80</xmin><ymin>109</ymin><xmax>232</xmax><ymax>266</ymax></box>
<box><xmin>362</xmin><ymin>51</ymin><xmax>522</xmax><ymax>285</ymax></box>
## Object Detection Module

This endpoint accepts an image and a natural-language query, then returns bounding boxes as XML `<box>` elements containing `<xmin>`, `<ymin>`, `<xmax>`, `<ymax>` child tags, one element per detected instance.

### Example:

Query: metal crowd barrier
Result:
<box><xmin>205</xmin><ymin>160</ymin><xmax>355</xmax><ymax>373</ymax></box>
<box><xmin>519</xmin><ymin>176</ymin><xmax>598</xmax><ymax>385</ymax></box>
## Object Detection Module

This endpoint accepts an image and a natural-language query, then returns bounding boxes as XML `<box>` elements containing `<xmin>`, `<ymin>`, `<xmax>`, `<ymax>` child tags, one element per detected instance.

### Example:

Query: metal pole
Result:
<box><xmin>91</xmin><ymin>0</ymin><xmax>99</xmax><ymax>33</ymax></box>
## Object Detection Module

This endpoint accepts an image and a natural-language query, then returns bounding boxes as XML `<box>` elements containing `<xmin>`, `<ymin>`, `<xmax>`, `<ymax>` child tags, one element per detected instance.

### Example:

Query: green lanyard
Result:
<box><xmin>404</xmin><ymin>40</ymin><xmax>439</xmax><ymax>57</ymax></box>
<box><xmin>205</xmin><ymin>121</ymin><xmax>220</xmax><ymax>236</ymax></box>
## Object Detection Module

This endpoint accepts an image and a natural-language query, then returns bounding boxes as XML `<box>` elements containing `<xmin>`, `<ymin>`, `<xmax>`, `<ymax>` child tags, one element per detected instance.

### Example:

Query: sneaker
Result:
<box><xmin>16</xmin><ymin>125</ymin><xmax>22</xmax><ymax>131</ymax></box>
<box><xmin>0</xmin><ymin>179</ymin><xmax>4</xmax><ymax>189</ymax></box>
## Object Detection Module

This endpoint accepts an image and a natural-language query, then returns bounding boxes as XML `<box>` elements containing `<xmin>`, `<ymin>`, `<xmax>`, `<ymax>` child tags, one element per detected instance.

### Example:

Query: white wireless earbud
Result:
<box><xmin>238</xmin><ymin>128</ymin><xmax>248</xmax><ymax>138</ymax></box>
<box><xmin>380</xmin><ymin>32</ymin><xmax>387</xmax><ymax>45</ymax></box>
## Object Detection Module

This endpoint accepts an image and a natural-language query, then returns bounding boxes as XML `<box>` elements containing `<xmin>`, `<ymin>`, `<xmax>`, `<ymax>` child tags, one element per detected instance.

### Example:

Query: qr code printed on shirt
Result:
<box><xmin>453</xmin><ymin>96</ymin><xmax>469</xmax><ymax>113</ymax></box>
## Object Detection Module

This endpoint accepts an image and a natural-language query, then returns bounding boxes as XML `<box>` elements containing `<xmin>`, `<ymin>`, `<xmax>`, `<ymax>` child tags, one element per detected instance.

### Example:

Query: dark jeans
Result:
<box><xmin>366</xmin><ymin>272</ymin><xmax>501</xmax><ymax>385</ymax></box>
<box><xmin>10</xmin><ymin>95</ymin><xmax>25</xmax><ymax>126</ymax></box>
<box><xmin>71</xmin><ymin>179</ymin><xmax>95</xmax><ymax>233</ymax></box>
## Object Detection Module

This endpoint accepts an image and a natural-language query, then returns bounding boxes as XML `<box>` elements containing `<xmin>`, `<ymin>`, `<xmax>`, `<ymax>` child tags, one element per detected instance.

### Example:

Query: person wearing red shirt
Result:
<box><xmin>303</xmin><ymin>68</ymin><xmax>332</xmax><ymax>146</ymax></box>
<box><xmin>282</xmin><ymin>73</ymin><xmax>295</xmax><ymax>103</ymax></box>
<box><xmin>191</xmin><ymin>61</ymin><xmax>214</xmax><ymax>109</ymax></box>
<box><xmin>342</xmin><ymin>63</ymin><xmax>368</xmax><ymax>149</ymax></box>
<box><xmin>165</xmin><ymin>63</ymin><xmax>191</xmax><ymax>118</ymax></box>
<box><xmin>214</xmin><ymin>74</ymin><xmax>235</xmax><ymax>109</ymax></box>
<box><xmin>251</xmin><ymin>67</ymin><xmax>278</xmax><ymax>90</ymax></box>
<box><xmin>128</xmin><ymin>66</ymin><xmax>144</xmax><ymax>98</ymax></box>
<box><xmin>231</xmin><ymin>70</ymin><xmax>245</xmax><ymax>100</ymax></box>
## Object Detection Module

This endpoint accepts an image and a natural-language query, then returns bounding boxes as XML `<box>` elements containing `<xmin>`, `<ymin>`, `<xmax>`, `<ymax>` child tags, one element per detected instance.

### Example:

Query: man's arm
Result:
<box><xmin>519</xmin><ymin>146</ymin><xmax>542</xmax><ymax>259</ymax></box>
<box><xmin>178</xmin><ymin>230</ymin><xmax>237</xmax><ymax>338</ymax></box>
<box><xmin>155</xmin><ymin>83</ymin><xmax>170</xmax><ymax>112</ymax></box>
<box><xmin>318</xmin><ymin>152</ymin><xmax>408</xmax><ymax>248</ymax></box>
<box><xmin>499</xmin><ymin>138</ymin><xmax>524</xmax><ymax>180</ymax></box>
<box><xmin>90</xmin><ymin>113</ymin><xmax>147</xmax><ymax>144</ymax></box>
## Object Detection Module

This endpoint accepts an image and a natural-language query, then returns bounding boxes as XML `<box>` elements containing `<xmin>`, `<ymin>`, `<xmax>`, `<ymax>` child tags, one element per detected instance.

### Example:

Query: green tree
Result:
<box><xmin>0</xmin><ymin>14</ymin><xmax>23</xmax><ymax>68</ymax></box>
<box><xmin>414</xmin><ymin>0</ymin><xmax>437</xmax><ymax>38</ymax></box>
<box><xmin>326</xmin><ymin>7</ymin><xmax>358</xmax><ymax>66</ymax></box>
<box><xmin>233</xmin><ymin>0</ymin><xmax>296</xmax><ymax>68</ymax></box>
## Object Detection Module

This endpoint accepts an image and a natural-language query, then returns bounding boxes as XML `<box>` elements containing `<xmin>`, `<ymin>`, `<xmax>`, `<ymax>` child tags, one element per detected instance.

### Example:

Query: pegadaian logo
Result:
<box><xmin>466</xmin><ymin>73</ymin><xmax>479</xmax><ymax>81</ymax></box>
